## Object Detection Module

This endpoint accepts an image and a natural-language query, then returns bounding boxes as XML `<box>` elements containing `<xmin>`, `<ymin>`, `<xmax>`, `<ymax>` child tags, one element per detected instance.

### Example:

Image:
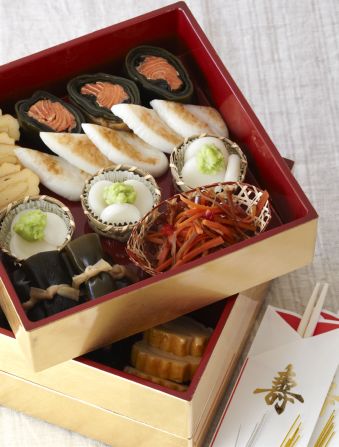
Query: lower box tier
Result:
<box><xmin>0</xmin><ymin>283</ymin><xmax>268</xmax><ymax>445</ymax></box>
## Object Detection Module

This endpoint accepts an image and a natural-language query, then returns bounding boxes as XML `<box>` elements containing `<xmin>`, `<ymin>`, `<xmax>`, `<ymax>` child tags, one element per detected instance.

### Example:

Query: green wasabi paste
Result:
<box><xmin>13</xmin><ymin>210</ymin><xmax>47</xmax><ymax>242</ymax></box>
<box><xmin>196</xmin><ymin>144</ymin><xmax>225</xmax><ymax>174</ymax></box>
<box><xmin>103</xmin><ymin>182</ymin><xmax>136</xmax><ymax>205</ymax></box>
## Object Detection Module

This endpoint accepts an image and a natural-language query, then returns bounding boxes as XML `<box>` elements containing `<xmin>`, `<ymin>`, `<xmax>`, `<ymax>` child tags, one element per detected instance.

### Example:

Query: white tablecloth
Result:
<box><xmin>0</xmin><ymin>0</ymin><xmax>338</xmax><ymax>445</ymax></box>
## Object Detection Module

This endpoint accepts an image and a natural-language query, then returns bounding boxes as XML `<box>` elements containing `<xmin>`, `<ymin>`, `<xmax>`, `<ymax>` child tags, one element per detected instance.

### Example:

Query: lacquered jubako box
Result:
<box><xmin>0</xmin><ymin>285</ymin><xmax>268</xmax><ymax>447</ymax></box>
<box><xmin>0</xmin><ymin>2</ymin><xmax>317</xmax><ymax>371</ymax></box>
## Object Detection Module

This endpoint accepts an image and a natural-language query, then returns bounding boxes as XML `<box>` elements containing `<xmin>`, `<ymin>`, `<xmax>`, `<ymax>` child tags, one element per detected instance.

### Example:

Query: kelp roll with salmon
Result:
<box><xmin>15</xmin><ymin>91</ymin><xmax>85</xmax><ymax>151</ymax></box>
<box><xmin>67</xmin><ymin>73</ymin><xmax>140</xmax><ymax>130</ymax></box>
<box><xmin>125</xmin><ymin>46</ymin><xmax>193</xmax><ymax>103</ymax></box>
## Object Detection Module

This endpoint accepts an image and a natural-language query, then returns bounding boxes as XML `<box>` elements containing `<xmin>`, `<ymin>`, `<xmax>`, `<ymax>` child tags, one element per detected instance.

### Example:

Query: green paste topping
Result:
<box><xmin>13</xmin><ymin>210</ymin><xmax>47</xmax><ymax>242</ymax></box>
<box><xmin>196</xmin><ymin>144</ymin><xmax>225</xmax><ymax>174</ymax></box>
<box><xmin>103</xmin><ymin>182</ymin><xmax>136</xmax><ymax>205</ymax></box>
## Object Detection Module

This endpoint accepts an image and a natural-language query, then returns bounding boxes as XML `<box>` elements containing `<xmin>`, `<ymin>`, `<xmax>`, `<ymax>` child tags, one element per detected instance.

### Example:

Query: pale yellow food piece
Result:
<box><xmin>0</xmin><ymin>132</ymin><xmax>15</xmax><ymax>145</ymax></box>
<box><xmin>0</xmin><ymin>182</ymin><xmax>28</xmax><ymax>209</ymax></box>
<box><xmin>0</xmin><ymin>163</ymin><xmax>21</xmax><ymax>178</ymax></box>
<box><xmin>0</xmin><ymin>143</ymin><xmax>16</xmax><ymax>154</ymax></box>
<box><xmin>0</xmin><ymin>114</ymin><xmax>20</xmax><ymax>141</ymax></box>
<box><xmin>0</xmin><ymin>168</ymin><xmax>39</xmax><ymax>192</ymax></box>
<box><xmin>0</xmin><ymin>155</ymin><xmax>19</xmax><ymax>164</ymax></box>
<box><xmin>26</xmin><ymin>182</ymin><xmax>40</xmax><ymax>196</ymax></box>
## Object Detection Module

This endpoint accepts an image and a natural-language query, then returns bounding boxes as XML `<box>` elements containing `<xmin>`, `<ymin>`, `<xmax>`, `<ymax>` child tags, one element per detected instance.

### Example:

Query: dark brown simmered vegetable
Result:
<box><xmin>67</xmin><ymin>73</ymin><xmax>140</xmax><ymax>130</ymax></box>
<box><xmin>17</xmin><ymin>251</ymin><xmax>81</xmax><ymax>321</ymax></box>
<box><xmin>125</xmin><ymin>46</ymin><xmax>193</xmax><ymax>103</ymax></box>
<box><xmin>64</xmin><ymin>233</ymin><xmax>118</xmax><ymax>299</ymax></box>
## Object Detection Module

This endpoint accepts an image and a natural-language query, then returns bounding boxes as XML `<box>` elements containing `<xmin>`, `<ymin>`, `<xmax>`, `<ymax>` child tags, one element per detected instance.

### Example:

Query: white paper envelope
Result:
<box><xmin>211</xmin><ymin>306</ymin><xmax>339</xmax><ymax>447</ymax></box>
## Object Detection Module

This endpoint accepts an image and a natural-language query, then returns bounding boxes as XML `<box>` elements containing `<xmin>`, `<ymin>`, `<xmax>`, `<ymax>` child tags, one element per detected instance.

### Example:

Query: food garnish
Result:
<box><xmin>133</xmin><ymin>186</ymin><xmax>269</xmax><ymax>273</ymax></box>
<box><xmin>13</xmin><ymin>209</ymin><xmax>47</xmax><ymax>242</ymax></box>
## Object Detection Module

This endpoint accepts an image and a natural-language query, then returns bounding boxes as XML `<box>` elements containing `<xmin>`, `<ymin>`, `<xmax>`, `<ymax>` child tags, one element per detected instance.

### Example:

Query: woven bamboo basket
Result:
<box><xmin>170</xmin><ymin>134</ymin><xmax>248</xmax><ymax>192</ymax></box>
<box><xmin>0</xmin><ymin>195</ymin><xmax>75</xmax><ymax>263</ymax></box>
<box><xmin>127</xmin><ymin>182</ymin><xmax>271</xmax><ymax>275</ymax></box>
<box><xmin>81</xmin><ymin>164</ymin><xmax>161</xmax><ymax>242</ymax></box>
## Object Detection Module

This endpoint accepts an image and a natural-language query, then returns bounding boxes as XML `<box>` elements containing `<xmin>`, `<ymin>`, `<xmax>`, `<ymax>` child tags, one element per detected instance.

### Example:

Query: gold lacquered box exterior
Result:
<box><xmin>0</xmin><ymin>218</ymin><xmax>316</xmax><ymax>372</ymax></box>
<box><xmin>0</xmin><ymin>284</ymin><xmax>268</xmax><ymax>445</ymax></box>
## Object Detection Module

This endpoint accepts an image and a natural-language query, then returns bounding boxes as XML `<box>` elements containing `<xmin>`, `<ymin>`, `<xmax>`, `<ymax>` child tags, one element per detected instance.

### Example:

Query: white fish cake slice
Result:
<box><xmin>82</xmin><ymin>123</ymin><xmax>168</xmax><ymax>177</ymax></box>
<box><xmin>151</xmin><ymin>100</ymin><xmax>229</xmax><ymax>138</ymax></box>
<box><xmin>112</xmin><ymin>104</ymin><xmax>182</xmax><ymax>154</ymax></box>
<box><xmin>14</xmin><ymin>147</ymin><xmax>89</xmax><ymax>201</ymax></box>
<box><xmin>185</xmin><ymin>104</ymin><xmax>228</xmax><ymax>137</ymax></box>
<box><xmin>40</xmin><ymin>132</ymin><xmax>112</xmax><ymax>175</ymax></box>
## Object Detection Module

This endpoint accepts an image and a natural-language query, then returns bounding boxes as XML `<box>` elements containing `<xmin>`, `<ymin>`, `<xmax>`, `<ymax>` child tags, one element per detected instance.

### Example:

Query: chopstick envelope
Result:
<box><xmin>210</xmin><ymin>307</ymin><xmax>339</xmax><ymax>447</ymax></box>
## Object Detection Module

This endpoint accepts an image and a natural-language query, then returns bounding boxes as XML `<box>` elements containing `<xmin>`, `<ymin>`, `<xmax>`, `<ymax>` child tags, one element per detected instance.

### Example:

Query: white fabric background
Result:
<box><xmin>0</xmin><ymin>0</ymin><xmax>338</xmax><ymax>445</ymax></box>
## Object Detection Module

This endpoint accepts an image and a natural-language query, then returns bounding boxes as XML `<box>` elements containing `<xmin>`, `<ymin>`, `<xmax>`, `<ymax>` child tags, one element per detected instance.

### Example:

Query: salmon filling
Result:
<box><xmin>80</xmin><ymin>82</ymin><xmax>129</xmax><ymax>109</ymax></box>
<box><xmin>28</xmin><ymin>100</ymin><xmax>76</xmax><ymax>132</ymax></box>
<box><xmin>136</xmin><ymin>56</ymin><xmax>183</xmax><ymax>91</ymax></box>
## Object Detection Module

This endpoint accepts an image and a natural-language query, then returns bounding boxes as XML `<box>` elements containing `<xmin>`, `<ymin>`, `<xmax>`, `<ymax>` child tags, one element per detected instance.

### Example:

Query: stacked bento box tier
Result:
<box><xmin>0</xmin><ymin>2</ymin><xmax>317</xmax><ymax>445</ymax></box>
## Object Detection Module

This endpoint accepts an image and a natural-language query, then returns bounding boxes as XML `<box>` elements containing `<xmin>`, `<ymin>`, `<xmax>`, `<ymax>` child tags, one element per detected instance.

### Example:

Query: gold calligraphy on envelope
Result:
<box><xmin>253</xmin><ymin>364</ymin><xmax>304</xmax><ymax>414</ymax></box>
<box><xmin>320</xmin><ymin>381</ymin><xmax>339</xmax><ymax>416</ymax></box>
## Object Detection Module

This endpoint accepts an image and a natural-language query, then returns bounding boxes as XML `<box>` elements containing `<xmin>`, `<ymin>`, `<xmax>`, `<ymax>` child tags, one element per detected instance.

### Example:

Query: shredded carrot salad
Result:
<box><xmin>143</xmin><ymin>188</ymin><xmax>269</xmax><ymax>272</ymax></box>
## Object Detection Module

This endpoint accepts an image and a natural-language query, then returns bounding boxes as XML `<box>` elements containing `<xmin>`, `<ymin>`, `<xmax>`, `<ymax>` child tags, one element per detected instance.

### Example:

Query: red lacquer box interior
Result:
<box><xmin>0</xmin><ymin>1</ymin><xmax>317</xmax><ymax>372</ymax></box>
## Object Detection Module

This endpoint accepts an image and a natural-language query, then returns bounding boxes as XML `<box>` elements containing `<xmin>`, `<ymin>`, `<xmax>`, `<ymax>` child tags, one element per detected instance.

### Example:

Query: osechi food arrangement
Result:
<box><xmin>0</xmin><ymin>44</ymin><xmax>271</xmax><ymax>385</ymax></box>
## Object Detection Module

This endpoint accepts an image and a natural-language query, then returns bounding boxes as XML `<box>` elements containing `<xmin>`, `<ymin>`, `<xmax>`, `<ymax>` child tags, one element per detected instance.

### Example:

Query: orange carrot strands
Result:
<box><xmin>179</xmin><ymin>195</ymin><xmax>211</xmax><ymax>211</ymax></box>
<box><xmin>181</xmin><ymin>237</ymin><xmax>224</xmax><ymax>264</ymax></box>
<box><xmin>176</xmin><ymin>213</ymin><xmax>204</xmax><ymax>230</ymax></box>
<box><xmin>194</xmin><ymin>221</ymin><xmax>204</xmax><ymax>235</ymax></box>
<box><xmin>156</xmin><ymin>258</ymin><xmax>173</xmax><ymax>272</ymax></box>
<box><xmin>176</xmin><ymin>232</ymin><xmax>198</xmax><ymax>261</ymax></box>
<box><xmin>201</xmin><ymin>219</ymin><xmax>235</xmax><ymax>240</ymax></box>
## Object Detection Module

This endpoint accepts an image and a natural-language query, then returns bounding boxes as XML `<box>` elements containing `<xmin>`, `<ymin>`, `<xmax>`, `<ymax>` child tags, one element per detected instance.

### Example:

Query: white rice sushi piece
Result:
<box><xmin>82</xmin><ymin>123</ymin><xmax>168</xmax><ymax>177</ymax></box>
<box><xmin>151</xmin><ymin>100</ymin><xmax>229</xmax><ymax>138</ymax></box>
<box><xmin>40</xmin><ymin>132</ymin><xmax>112</xmax><ymax>175</ymax></box>
<box><xmin>14</xmin><ymin>147</ymin><xmax>89</xmax><ymax>201</ymax></box>
<box><xmin>181</xmin><ymin>157</ymin><xmax>226</xmax><ymax>188</ymax></box>
<box><xmin>100</xmin><ymin>203</ymin><xmax>141</xmax><ymax>225</ymax></box>
<box><xmin>184</xmin><ymin>136</ymin><xmax>229</xmax><ymax>162</ymax></box>
<box><xmin>111</xmin><ymin>104</ymin><xmax>182</xmax><ymax>154</ymax></box>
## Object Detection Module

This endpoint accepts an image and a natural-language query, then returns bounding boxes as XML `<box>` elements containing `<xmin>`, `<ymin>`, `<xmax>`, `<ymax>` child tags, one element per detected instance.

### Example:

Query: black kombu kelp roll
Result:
<box><xmin>15</xmin><ymin>90</ymin><xmax>85</xmax><ymax>152</ymax></box>
<box><xmin>67</xmin><ymin>73</ymin><xmax>141</xmax><ymax>130</ymax></box>
<box><xmin>125</xmin><ymin>45</ymin><xmax>194</xmax><ymax>103</ymax></box>
<box><xmin>64</xmin><ymin>233</ymin><xmax>117</xmax><ymax>300</ymax></box>
<box><xmin>18</xmin><ymin>250</ymin><xmax>81</xmax><ymax>321</ymax></box>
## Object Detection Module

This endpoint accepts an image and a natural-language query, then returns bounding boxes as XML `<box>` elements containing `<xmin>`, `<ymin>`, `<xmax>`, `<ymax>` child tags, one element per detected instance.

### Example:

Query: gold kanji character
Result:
<box><xmin>253</xmin><ymin>364</ymin><xmax>304</xmax><ymax>414</ymax></box>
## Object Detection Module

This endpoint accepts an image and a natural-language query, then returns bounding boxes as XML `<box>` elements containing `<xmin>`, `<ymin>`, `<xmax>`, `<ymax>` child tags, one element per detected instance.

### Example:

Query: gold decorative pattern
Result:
<box><xmin>280</xmin><ymin>415</ymin><xmax>301</xmax><ymax>447</ymax></box>
<box><xmin>320</xmin><ymin>382</ymin><xmax>339</xmax><ymax>416</ymax></box>
<box><xmin>253</xmin><ymin>364</ymin><xmax>304</xmax><ymax>415</ymax></box>
<box><xmin>314</xmin><ymin>410</ymin><xmax>335</xmax><ymax>447</ymax></box>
